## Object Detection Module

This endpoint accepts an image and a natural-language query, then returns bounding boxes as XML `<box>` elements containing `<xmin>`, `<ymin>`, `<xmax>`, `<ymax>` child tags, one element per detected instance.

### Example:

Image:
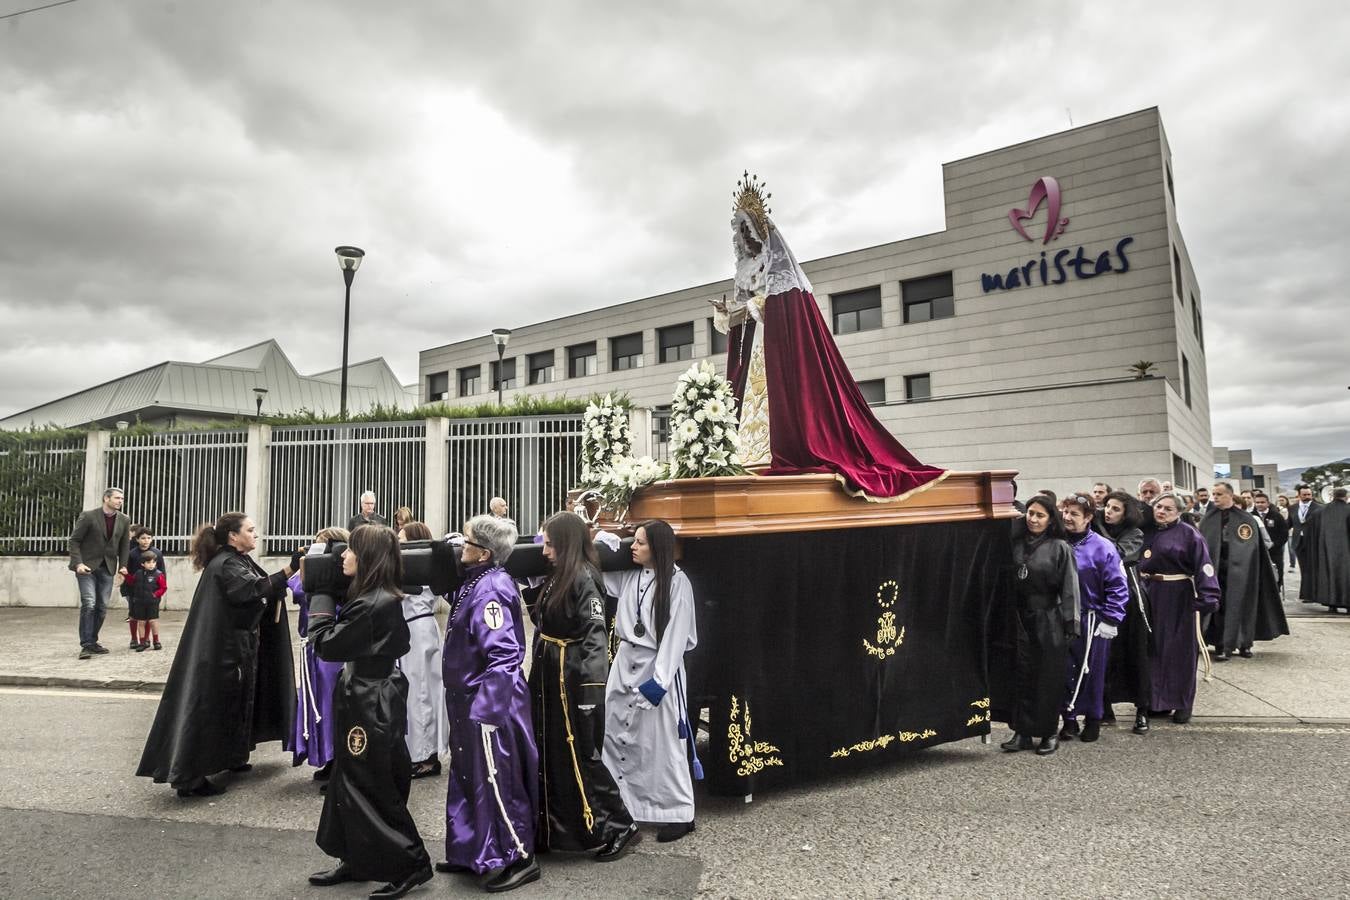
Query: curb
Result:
<box><xmin>0</xmin><ymin>674</ymin><xmax>164</xmax><ymax>693</ymax></box>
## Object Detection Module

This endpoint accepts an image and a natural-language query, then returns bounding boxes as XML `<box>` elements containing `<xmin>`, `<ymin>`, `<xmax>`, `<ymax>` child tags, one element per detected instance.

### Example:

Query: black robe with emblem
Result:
<box><xmin>136</xmin><ymin>548</ymin><xmax>294</xmax><ymax>787</ymax></box>
<box><xmin>526</xmin><ymin>571</ymin><xmax>632</xmax><ymax>851</ymax></box>
<box><xmin>1096</xmin><ymin>521</ymin><xmax>1151</xmax><ymax>710</ymax></box>
<box><xmin>1200</xmin><ymin>506</ymin><xmax>1288</xmax><ymax>651</ymax></box>
<box><xmin>1302</xmin><ymin>499</ymin><xmax>1350</xmax><ymax>611</ymax></box>
<box><xmin>310</xmin><ymin>585</ymin><xmax>431</xmax><ymax>883</ymax></box>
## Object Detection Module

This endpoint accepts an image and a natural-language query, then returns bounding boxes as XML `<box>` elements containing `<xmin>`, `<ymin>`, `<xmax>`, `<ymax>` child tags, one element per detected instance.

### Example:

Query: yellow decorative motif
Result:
<box><xmin>966</xmin><ymin>697</ymin><xmax>991</xmax><ymax>728</ymax></box>
<box><xmin>831</xmin><ymin>727</ymin><xmax>937</xmax><ymax>758</ymax></box>
<box><xmin>862</xmin><ymin>580</ymin><xmax>906</xmax><ymax>660</ymax></box>
<box><xmin>739</xmin><ymin>342</ymin><xmax>770</xmax><ymax>466</ymax></box>
<box><xmin>727</xmin><ymin>694</ymin><xmax>783</xmax><ymax>777</ymax></box>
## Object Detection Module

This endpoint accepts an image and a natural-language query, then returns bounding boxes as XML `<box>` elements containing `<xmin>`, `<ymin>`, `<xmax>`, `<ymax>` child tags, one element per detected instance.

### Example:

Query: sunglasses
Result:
<box><xmin>463</xmin><ymin>538</ymin><xmax>488</xmax><ymax>551</ymax></box>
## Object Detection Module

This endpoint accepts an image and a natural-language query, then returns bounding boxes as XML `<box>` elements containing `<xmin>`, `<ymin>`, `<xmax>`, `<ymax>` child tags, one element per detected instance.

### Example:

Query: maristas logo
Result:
<box><xmin>981</xmin><ymin>176</ymin><xmax>1134</xmax><ymax>294</ymax></box>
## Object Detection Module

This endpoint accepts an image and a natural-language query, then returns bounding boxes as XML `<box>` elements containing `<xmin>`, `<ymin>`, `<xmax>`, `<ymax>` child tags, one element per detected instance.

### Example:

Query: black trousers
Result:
<box><xmin>1010</xmin><ymin>606</ymin><xmax>1070</xmax><ymax>738</ymax></box>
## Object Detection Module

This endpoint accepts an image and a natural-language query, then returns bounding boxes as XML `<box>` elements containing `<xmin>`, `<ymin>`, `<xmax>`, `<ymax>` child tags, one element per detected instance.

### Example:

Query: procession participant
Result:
<box><xmin>439</xmin><ymin>515</ymin><xmax>540</xmax><ymax>892</ymax></box>
<box><xmin>292</xmin><ymin>527</ymin><xmax>349</xmax><ymax>783</ymax></box>
<box><xmin>1094</xmin><ymin>491</ymin><xmax>1151</xmax><ymax>734</ymax></box>
<box><xmin>1201</xmin><ymin>483</ymin><xmax>1288</xmax><ymax>660</ymax></box>
<box><xmin>1137</xmin><ymin>479</ymin><xmax>1162</xmax><ymax>505</ymax></box>
<box><xmin>1302</xmin><ymin>488</ymin><xmax>1350</xmax><ymax>612</ymax></box>
<box><xmin>1000</xmin><ymin>496</ymin><xmax>1079</xmax><ymax>757</ymax></box>
<box><xmin>306</xmin><ymin>525</ymin><xmax>433</xmax><ymax>900</ymax></box>
<box><xmin>528</xmin><ymin>512</ymin><xmax>638</xmax><ymax>858</ymax></box>
<box><xmin>137</xmin><ymin>513</ymin><xmax>298</xmax><ymax>797</ymax></box>
<box><xmin>1138</xmin><ymin>493</ymin><xmax>1219</xmax><ymax>724</ymax></box>
<box><xmin>600</xmin><ymin>520</ymin><xmax>699</xmax><ymax>843</ymax></box>
<box><xmin>1058</xmin><ymin>494</ymin><xmax>1128</xmax><ymax>745</ymax></box>
<box><xmin>1289</xmin><ymin>484</ymin><xmax>1320</xmax><ymax>577</ymax></box>
<box><xmin>1252</xmin><ymin>492</ymin><xmax>1289</xmax><ymax>593</ymax></box>
<box><xmin>1090</xmin><ymin>483</ymin><xmax>1111</xmax><ymax>510</ymax></box>
<box><xmin>396</xmin><ymin>521</ymin><xmax>450</xmax><ymax>779</ymax></box>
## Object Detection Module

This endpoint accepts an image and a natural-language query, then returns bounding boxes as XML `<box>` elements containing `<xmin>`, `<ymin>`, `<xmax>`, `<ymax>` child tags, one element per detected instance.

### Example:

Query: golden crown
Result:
<box><xmin>732</xmin><ymin>171</ymin><xmax>772</xmax><ymax>240</ymax></box>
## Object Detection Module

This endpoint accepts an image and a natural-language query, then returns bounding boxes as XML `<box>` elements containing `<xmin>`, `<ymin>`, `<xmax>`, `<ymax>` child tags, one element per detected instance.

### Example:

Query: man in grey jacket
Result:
<box><xmin>69</xmin><ymin>487</ymin><xmax>131</xmax><ymax>659</ymax></box>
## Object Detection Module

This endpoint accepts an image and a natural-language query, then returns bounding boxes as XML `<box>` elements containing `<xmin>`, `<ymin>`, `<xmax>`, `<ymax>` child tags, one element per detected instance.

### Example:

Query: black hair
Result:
<box><xmin>637</xmin><ymin>520</ymin><xmax>678</xmax><ymax>642</ymax></box>
<box><xmin>190</xmin><ymin>512</ymin><xmax>248</xmax><ymax>571</ymax></box>
<box><xmin>347</xmin><ymin>524</ymin><xmax>403</xmax><ymax>600</ymax></box>
<box><xmin>1023</xmin><ymin>495</ymin><xmax>1067</xmax><ymax>540</ymax></box>
<box><xmin>1103</xmin><ymin>490</ymin><xmax>1143</xmax><ymax>529</ymax></box>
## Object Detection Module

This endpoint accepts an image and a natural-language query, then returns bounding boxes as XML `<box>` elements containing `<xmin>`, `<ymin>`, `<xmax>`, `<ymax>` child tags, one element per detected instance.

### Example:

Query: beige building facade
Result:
<box><xmin>419</xmin><ymin>108</ymin><xmax>1212</xmax><ymax>501</ymax></box>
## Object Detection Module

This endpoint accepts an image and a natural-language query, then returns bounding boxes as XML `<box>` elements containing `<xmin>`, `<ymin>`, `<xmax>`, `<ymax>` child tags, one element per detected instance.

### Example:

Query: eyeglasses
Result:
<box><xmin>463</xmin><ymin>539</ymin><xmax>488</xmax><ymax>551</ymax></box>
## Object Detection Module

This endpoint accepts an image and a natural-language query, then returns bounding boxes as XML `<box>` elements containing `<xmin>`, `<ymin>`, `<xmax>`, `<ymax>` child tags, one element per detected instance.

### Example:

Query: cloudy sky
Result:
<box><xmin>1</xmin><ymin>1</ymin><xmax>1347</xmax><ymax>466</ymax></box>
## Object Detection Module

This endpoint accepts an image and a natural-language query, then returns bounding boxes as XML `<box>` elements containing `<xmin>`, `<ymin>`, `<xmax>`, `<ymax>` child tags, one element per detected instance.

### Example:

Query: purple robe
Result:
<box><xmin>1139</xmin><ymin>522</ymin><xmax>1220</xmax><ymax>713</ymax></box>
<box><xmin>289</xmin><ymin>572</ymin><xmax>342</xmax><ymax>769</ymax></box>
<box><xmin>1062</xmin><ymin>529</ymin><xmax>1129</xmax><ymax>720</ymax></box>
<box><xmin>443</xmin><ymin>564</ymin><xmax>537</xmax><ymax>874</ymax></box>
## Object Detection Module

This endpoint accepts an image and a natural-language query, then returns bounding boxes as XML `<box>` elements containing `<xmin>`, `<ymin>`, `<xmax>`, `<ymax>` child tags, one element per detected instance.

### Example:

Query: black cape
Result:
<box><xmin>1303</xmin><ymin>500</ymin><xmax>1350</xmax><ymax>611</ymax></box>
<box><xmin>1200</xmin><ymin>506</ymin><xmax>1288</xmax><ymax>651</ymax></box>
<box><xmin>1097</xmin><ymin>522</ymin><xmax>1151</xmax><ymax>708</ymax></box>
<box><xmin>311</xmin><ymin>586</ymin><xmax>430</xmax><ymax>884</ymax></box>
<box><xmin>137</xmin><ymin>548</ymin><xmax>295</xmax><ymax>786</ymax></box>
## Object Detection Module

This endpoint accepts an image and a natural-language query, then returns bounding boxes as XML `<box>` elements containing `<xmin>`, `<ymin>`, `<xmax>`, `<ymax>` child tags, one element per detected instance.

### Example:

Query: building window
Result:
<box><xmin>1172</xmin><ymin>453</ymin><xmax>1188</xmax><ymax>490</ymax></box>
<box><xmin>831</xmin><ymin>286</ymin><xmax>882</xmax><ymax>335</ymax></box>
<box><xmin>708</xmin><ymin>318</ymin><xmax>728</xmax><ymax>355</ymax></box>
<box><xmin>458</xmin><ymin>365</ymin><xmax>481</xmax><ymax>397</ymax></box>
<box><xmin>1181</xmin><ymin>353</ymin><xmax>1191</xmax><ymax>408</ymax></box>
<box><xmin>1191</xmin><ymin>296</ymin><xmax>1204</xmax><ymax>350</ymax></box>
<box><xmin>905</xmin><ymin>373</ymin><xmax>931</xmax><ymax>401</ymax></box>
<box><xmin>902</xmin><ymin>273</ymin><xmax>955</xmax><ymax>324</ymax></box>
<box><xmin>658</xmin><ymin>323</ymin><xmax>694</xmax><ymax>364</ymax></box>
<box><xmin>651</xmin><ymin>405</ymin><xmax>671</xmax><ymax>462</ymax></box>
<box><xmin>1254</xmin><ymin>474</ymin><xmax>1266</xmax><ymax>489</ymax></box>
<box><xmin>1166</xmin><ymin>161</ymin><xmax>1175</xmax><ymax>203</ymax></box>
<box><xmin>567</xmin><ymin>342</ymin><xmax>597</xmax><ymax>378</ymax></box>
<box><xmin>1173</xmin><ymin>246</ymin><xmax>1184</xmax><ymax>305</ymax></box>
<box><xmin>857</xmin><ymin>379</ymin><xmax>886</xmax><ymax>406</ymax></box>
<box><xmin>611</xmin><ymin>332</ymin><xmax>644</xmax><ymax>370</ymax></box>
<box><xmin>490</xmin><ymin>358</ymin><xmax>517</xmax><ymax>392</ymax></box>
<box><xmin>528</xmin><ymin>350</ymin><xmax>555</xmax><ymax>385</ymax></box>
<box><xmin>427</xmin><ymin>371</ymin><xmax>449</xmax><ymax>402</ymax></box>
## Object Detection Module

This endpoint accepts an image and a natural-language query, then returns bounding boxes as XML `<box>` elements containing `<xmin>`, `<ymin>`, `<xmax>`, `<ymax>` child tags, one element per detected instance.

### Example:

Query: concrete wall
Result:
<box><xmin>0</xmin><ymin>556</ymin><xmax>288</xmax><ymax>609</ymax></box>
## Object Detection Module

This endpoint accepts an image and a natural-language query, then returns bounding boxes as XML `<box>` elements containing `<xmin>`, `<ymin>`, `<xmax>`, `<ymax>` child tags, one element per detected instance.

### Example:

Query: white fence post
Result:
<box><xmin>629</xmin><ymin>407</ymin><xmax>651</xmax><ymax>458</ymax></box>
<box><xmin>245</xmin><ymin>424</ymin><xmax>267</xmax><ymax>540</ymax></box>
<box><xmin>423</xmin><ymin>417</ymin><xmax>449</xmax><ymax>537</ymax></box>
<box><xmin>82</xmin><ymin>429</ymin><xmax>109</xmax><ymax>511</ymax></box>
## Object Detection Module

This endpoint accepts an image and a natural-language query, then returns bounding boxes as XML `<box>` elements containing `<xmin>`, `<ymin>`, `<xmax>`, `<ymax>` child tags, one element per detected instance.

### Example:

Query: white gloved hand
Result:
<box><xmin>479</xmin><ymin>722</ymin><xmax>498</xmax><ymax>735</ymax></box>
<box><xmin>1094</xmin><ymin>622</ymin><xmax>1119</xmax><ymax>639</ymax></box>
<box><xmin>593</xmin><ymin>530</ymin><xmax>621</xmax><ymax>552</ymax></box>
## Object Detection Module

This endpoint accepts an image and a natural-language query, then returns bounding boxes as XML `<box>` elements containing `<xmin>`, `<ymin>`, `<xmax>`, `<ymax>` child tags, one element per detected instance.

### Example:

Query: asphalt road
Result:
<box><xmin>2</xmin><ymin>687</ymin><xmax>1348</xmax><ymax>898</ymax></box>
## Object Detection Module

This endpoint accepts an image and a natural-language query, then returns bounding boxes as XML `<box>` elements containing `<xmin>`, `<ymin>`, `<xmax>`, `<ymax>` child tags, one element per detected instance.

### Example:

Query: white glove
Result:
<box><xmin>478</xmin><ymin>722</ymin><xmax>498</xmax><ymax>735</ymax></box>
<box><xmin>594</xmin><ymin>530</ymin><xmax>621</xmax><ymax>552</ymax></box>
<box><xmin>1094</xmin><ymin>622</ymin><xmax>1119</xmax><ymax>639</ymax></box>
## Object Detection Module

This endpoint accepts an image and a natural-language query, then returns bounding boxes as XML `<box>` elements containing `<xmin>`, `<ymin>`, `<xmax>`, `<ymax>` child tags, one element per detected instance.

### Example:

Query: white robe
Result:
<box><xmin>601</xmin><ymin>567</ymin><xmax>697</xmax><ymax>823</ymax></box>
<box><xmin>399</xmin><ymin>586</ymin><xmax>449</xmax><ymax>762</ymax></box>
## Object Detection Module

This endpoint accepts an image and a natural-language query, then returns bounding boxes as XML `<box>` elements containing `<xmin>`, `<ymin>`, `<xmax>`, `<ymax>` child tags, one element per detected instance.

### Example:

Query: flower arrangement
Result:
<box><xmin>580</xmin><ymin>394</ymin><xmax>633</xmax><ymax>485</ymax></box>
<box><xmin>668</xmin><ymin>360</ymin><xmax>744</xmax><ymax>479</ymax></box>
<box><xmin>592</xmin><ymin>454</ymin><xmax>667</xmax><ymax>522</ymax></box>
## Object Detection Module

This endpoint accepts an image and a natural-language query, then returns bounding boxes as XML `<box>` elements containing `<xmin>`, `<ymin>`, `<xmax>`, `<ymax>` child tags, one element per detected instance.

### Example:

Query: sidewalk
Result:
<box><xmin>3</xmin><ymin>572</ymin><xmax>1346</xmax><ymax>721</ymax></box>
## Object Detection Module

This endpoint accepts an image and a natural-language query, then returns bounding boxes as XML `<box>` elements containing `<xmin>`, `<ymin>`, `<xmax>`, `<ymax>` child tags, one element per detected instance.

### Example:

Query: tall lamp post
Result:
<box><xmin>334</xmin><ymin>246</ymin><xmax>366</xmax><ymax>419</ymax></box>
<box><xmin>253</xmin><ymin>387</ymin><xmax>268</xmax><ymax>420</ymax></box>
<box><xmin>492</xmin><ymin>328</ymin><xmax>511</xmax><ymax>407</ymax></box>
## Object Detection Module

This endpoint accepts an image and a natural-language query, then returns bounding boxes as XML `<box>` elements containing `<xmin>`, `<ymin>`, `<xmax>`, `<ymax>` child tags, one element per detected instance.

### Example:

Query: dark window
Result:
<box><xmin>1173</xmin><ymin>247</ymin><xmax>1184</xmax><ymax>305</ymax></box>
<box><xmin>831</xmin><ymin>286</ymin><xmax>883</xmax><ymax>335</ymax></box>
<box><xmin>427</xmin><ymin>371</ymin><xmax>449</xmax><ymax>401</ymax></box>
<box><xmin>458</xmin><ymin>365</ymin><xmax>481</xmax><ymax>397</ymax></box>
<box><xmin>567</xmin><ymin>342</ymin><xmax>597</xmax><ymax>378</ymax></box>
<box><xmin>902</xmin><ymin>273</ymin><xmax>955</xmax><ymax>324</ymax></box>
<box><xmin>1182</xmin><ymin>353</ymin><xmax>1191</xmax><ymax>408</ymax></box>
<box><xmin>658</xmin><ymin>323</ymin><xmax>694</xmax><ymax>363</ymax></box>
<box><xmin>1254</xmin><ymin>474</ymin><xmax>1266</xmax><ymax>489</ymax></box>
<box><xmin>857</xmin><ymin>379</ymin><xmax>886</xmax><ymax>405</ymax></box>
<box><xmin>1191</xmin><ymin>296</ymin><xmax>1204</xmax><ymax>350</ymax></box>
<box><xmin>708</xmin><ymin>319</ymin><xmax>728</xmax><ymax>355</ymax></box>
<box><xmin>528</xmin><ymin>350</ymin><xmax>555</xmax><ymax>385</ymax></box>
<box><xmin>651</xmin><ymin>405</ymin><xmax>672</xmax><ymax>461</ymax></box>
<box><xmin>611</xmin><ymin>332</ymin><xmax>644</xmax><ymax>370</ymax></box>
<box><xmin>1166</xmin><ymin>161</ymin><xmax>1175</xmax><ymax>203</ymax></box>
<box><xmin>1172</xmin><ymin>453</ymin><xmax>1187</xmax><ymax>490</ymax></box>
<box><xmin>490</xmin><ymin>358</ymin><xmax>517</xmax><ymax>391</ymax></box>
<box><xmin>905</xmin><ymin>373</ymin><xmax>931</xmax><ymax>401</ymax></box>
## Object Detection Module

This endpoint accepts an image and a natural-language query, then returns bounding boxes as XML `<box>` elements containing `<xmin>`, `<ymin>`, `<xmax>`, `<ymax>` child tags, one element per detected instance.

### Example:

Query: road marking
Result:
<box><xmin>0</xmin><ymin>686</ymin><xmax>159</xmax><ymax>701</ymax></box>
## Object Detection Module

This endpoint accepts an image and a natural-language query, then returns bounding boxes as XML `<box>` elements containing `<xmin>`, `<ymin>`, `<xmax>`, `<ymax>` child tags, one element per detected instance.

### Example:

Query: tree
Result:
<box><xmin>1127</xmin><ymin>361</ymin><xmax>1156</xmax><ymax>379</ymax></box>
<box><xmin>1299</xmin><ymin>462</ymin><xmax>1350</xmax><ymax>494</ymax></box>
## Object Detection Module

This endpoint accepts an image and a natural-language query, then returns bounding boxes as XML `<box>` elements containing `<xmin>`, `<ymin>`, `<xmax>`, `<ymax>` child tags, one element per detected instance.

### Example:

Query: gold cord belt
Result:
<box><xmin>539</xmin><ymin>630</ymin><xmax>594</xmax><ymax>831</ymax></box>
<box><xmin>538</xmin><ymin>632</ymin><xmax>575</xmax><ymax>648</ymax></box>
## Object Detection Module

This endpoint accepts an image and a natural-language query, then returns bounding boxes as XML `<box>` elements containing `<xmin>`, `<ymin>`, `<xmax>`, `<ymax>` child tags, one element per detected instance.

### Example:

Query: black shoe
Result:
<box><xmin>411</xmin><ymin>758</ymin><xmax>441</xmax><ymax>779</ymax></box>
<box><xmin>130</xmin><ymin>639</ymin><xmax>139</xmax><ymax>649</ymax></box>
<box><xmin>484</xmin><ymin>856</ymin><xmax>541</xmax><ymax>893</ymax></box>
<box><xmin>1173</xmin><ymin>709</ymin><xmax>1192</xmax><ymax>725</ymax></box>
<box><xmin>90</xmin><ymin>643</ymin><xmax>110</xmax><ymax>654</ymax></box>
<box><xmin>1133</xmin><ymin>712</ymin><xmax>1150</xmax><ymax>735</ymax></box>
<box><xmin>308</xmin><ymin>862</ymin><xmax>357</xmax><ymax>887</ymax></box>
<box><xmin>1212</xmin><ymin>649</ymin><xmax>1230</xmax><ymax>662</ymax></box>
<box><xmin>135</xmin><ymin>642</ymin><xmax>148</xmax><ymax>652</ymax></box>
<box><xmin>434</xmin><ymin>861</ymin><xmax>470</xmax><ymax>874</ymax></box>
<box><xmin>1035</xmin><ymin>736</ymin><xmax>1059</xmax><ymax>755</ymax></box>
<box><xmin>1238</xmin><ymin>647</ymin><xmax>1253</xmax><ymax>658</ymax></box>
<box><xmin>175</xmin><ymin>777</ymin><xmax>226</xmax><ymax>798</ymax></box>
<box><xmin>1080</xmin><ymin>719</ymin><xmax>1101</xmax><ymax>743</ymax></box>
<box><xmin>368</xmin><ymin>865</ymin><xmax>432</xmax><ymax>899</ymax></box>
<box><xmin>79</xmin><ymin>647</ymin><xmax>92</xmax><ymax>660</ymax></box>
<box><xmin>656</xmin><ymin>821</ymin><xmax>695</xmax><ymax>843</ymax></box>
<box><xmin>1000</xmin><ymin>733</ymin><xmax>1033</xmax><ymax>752</ymax></box>
<box><xmin>1058</xmin><ymin>719</ymin><xmax>1080</xmax><ymax>741</ymax></box>
<box><xmin>153</xmin><ymin>641</ymin><xmax>162</xmax><ymax>650</ymax></box>
<box><xmin>596</xmin><ymin>823</ymin><xmax>642</xmax><ymax>860</ymax></box>
<box><xmin>314</xmin><ymin>761</ymin><xmax>334</xmax><ymax>781</ymax></box>
<box><xmin>1101</xmin><ymin>709</ymin><xmax>1117</xmax><ymax>726</ymax></box>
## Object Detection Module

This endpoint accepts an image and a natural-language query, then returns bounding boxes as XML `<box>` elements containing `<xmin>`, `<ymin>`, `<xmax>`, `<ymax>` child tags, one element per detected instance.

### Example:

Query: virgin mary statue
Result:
<box><xmin>711</xmin><ymin>173</ymin><xmax>947</xmax><ymax>501</ymax></box>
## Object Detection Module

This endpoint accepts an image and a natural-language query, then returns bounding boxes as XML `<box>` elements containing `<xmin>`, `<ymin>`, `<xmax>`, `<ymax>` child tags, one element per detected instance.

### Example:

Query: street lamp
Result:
<box><xmin>492</xmin><ymin>328</ymin><xmax>511</xmax><ymax>406</ymax></box>
<box><xmin>334</xmin><ymin>245</ymin><xmax>366</xmax><ymax>419</ymax></box>
<box><xmin>253</xmin><ymin>387</ymin><xmax>268</xmax><ymax>420</ymax></box>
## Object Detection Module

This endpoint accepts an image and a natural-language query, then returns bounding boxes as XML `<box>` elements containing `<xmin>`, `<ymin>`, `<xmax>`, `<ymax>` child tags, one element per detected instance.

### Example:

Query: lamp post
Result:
<box><xmin>334</xmin><ymin>246</ymin><xmax>366</xmax><ymax>419</ymax></box>
<box><xmin>253</xmin><ymin>387</ymin><xmax>268</xmax><ymax>420</ymax></box>
<box><xmin>492</xmin><ymin>328</ymin><xmax>511</xmax><ymax>407</ymax></box>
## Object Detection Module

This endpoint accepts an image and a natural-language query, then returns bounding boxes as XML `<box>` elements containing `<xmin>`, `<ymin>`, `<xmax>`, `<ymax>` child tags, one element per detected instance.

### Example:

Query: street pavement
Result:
<box><xmin>1</xmin><ymin>568</ymin><xmax>1347</xmax><ymax>898</ymax></box>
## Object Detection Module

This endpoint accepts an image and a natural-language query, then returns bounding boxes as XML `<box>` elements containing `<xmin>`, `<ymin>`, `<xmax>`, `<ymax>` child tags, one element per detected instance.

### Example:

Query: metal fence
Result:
<box><xmin>446</xmin><ymin>415</ymin><xmax>584</xmax><ymax>536</ymax></box>
<box><xmin>0</xmin><ymin>438</ymin><xmax>87</xmax><ymax>553</ymax></box>
<box><xmin>268</xmin><ymin>422</ymin><xmax>426</xmax><ymax>552</ymax></box>
<box><xmin>106</xmin><ymin>430</ymin><xmax>248</xmax><ymax>555</ymax></box>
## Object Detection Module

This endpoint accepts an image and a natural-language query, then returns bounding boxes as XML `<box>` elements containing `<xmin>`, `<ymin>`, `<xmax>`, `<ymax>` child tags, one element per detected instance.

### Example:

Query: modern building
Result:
<box><xmin>0</xmin><ymin>339</ymin><xmax>416</xmax><ymax>430</ymax></box>
<box><xmin>1213</xmin><ymin>446</ymin><xmax>1281</xmax><ymax>496</ymax></box>
<box><xmin>419</xmin><ymin>108</ymin><xmax>1213</xmax><ymax>500</ymax></box>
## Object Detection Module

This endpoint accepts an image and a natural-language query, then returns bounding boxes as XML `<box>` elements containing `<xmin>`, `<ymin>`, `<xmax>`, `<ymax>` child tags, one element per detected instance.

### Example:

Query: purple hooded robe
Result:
<box><xmin>290</xmin><ymin>571</ymin><xmax>343</xmax><ymax>769</ymax></box>
<box><xmin>1062</xmin><ymin>529</ymin><xmax>1129</xmax><ymax>721</ymax></box>
<box><xmin>1140</xmin><ymin>521</ymin><xmax>1220</xmax><ymax>713</ymax></box>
